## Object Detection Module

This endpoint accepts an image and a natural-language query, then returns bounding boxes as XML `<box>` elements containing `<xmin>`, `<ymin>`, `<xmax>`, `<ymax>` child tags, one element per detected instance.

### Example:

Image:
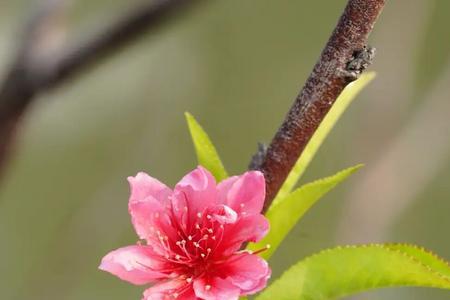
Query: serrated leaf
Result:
<box><xmin>256</xmin><ymin>244</ymin><xmax>450</xmax><ymax>300</ymax></box>
<box><xmin>383</xmin><ymin>244</ymin><xmax>450</xmax><ymax>279</ymax></box>
<box><xmin>185</xmin><ymin>112</ymin><xmax>228</xmax><ymax>181</ymax></box>
<box><xmin>273</xmin><ymin>72</ymin><xmax>375</xmax><ymax>204</ymax></box>
<box><xmin>248</xmin><ymin>165</ymin><xmax>363</xmax><ymax>260</ymax></box>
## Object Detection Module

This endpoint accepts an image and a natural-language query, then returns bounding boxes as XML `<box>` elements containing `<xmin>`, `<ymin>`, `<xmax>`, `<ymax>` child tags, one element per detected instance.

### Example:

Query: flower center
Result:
<box><xmin>151</xmin><ymin>209</ymin><xmax>226</xmax><ymax>271</ymax></box>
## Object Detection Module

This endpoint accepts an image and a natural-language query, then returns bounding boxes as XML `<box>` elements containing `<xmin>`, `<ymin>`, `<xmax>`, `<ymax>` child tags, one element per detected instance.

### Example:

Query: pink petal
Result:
<box><xmin>142</xmin><ymin>280</ymin><xmax>196</xmax><ymax>300</ymax></box>
<box><xmin>170</xmin><ymin>191</ymin><xmax>189</xmax><ymax>233</ymax></box>
<box><xmin>173</xmin><ymin>166</ymin><xmax>218</xmax><ymax>226</ymax></box>
<box><xmin>193</xmin><ymin>277</ymin><xmax>240</xmax><ymax>300</ymax></box>
<box><xmin>216</xmin><ymin>175</ymin><xmax>238</xmax><ymax>203</ymax></box>
<box><xmin>99</xmin><ymin>245</ymin><xmax>171</xmax><ymax>285</ymax></box>
<box><xmin>209</xmin><ymin>204</ymin><xmax>238</xmax><ymax>224</ymax></box>
<box><xmin>218</xmin><ymin>252</ymin><xmax>271</xmax><ymax>295</ymax></box>
<box><xmin>129</xmin><ymin>196</ymin><xmax>178</xmax><ymax>248</ymax></box>
<box><xmin>128</xmin><ymin>172</ymin><xmax>172</xmax><ymax>240</ymax></box>
<box><xmin>217</xmin><ymin>171</ymin><xmax>265</xmax><ymax>215</ymax></box>
<box><xmin>216</xmin><ymin>214</ymin><xmax>270</xmax><ymax>256</ymax></box>
<box><xmin>128</xmin><ymin>172</ymin><xmax>172</xmax><ymax>204</ymax></box>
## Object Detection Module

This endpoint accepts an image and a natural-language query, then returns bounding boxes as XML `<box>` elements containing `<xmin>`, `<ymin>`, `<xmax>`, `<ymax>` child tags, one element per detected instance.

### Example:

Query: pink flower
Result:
<box><xmin>99</xmin><ymin>166</ymin><xmax>271</xmax><ymax>300</ymax></box>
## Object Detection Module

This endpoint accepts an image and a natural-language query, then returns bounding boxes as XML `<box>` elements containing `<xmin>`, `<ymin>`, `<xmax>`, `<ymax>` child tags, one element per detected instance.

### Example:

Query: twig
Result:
<box><xmin>0</xmin><ymin>0</ymin><xmax>201</xmax><ymax>176</ymax></box>
<box><xmin>251</xmin><ymin>0</ymin><xmax>386</xmax><ymax>211</ymax></box>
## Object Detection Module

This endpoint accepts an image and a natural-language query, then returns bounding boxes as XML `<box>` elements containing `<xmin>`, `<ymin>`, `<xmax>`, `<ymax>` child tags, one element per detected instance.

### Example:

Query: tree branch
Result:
<box><xmin>0</xmin><ymin>0</ymin><xmax>201</xmax><ymax>176</ymax></box>
<box><xmin>252</xmin><ymin>0</ymin><xmax>386</xmax><ymax>211</ymax></box>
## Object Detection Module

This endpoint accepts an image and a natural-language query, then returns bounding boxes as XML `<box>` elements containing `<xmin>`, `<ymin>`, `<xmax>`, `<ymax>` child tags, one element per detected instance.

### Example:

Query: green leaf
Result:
<box><xmin>384</xmin><ymin>244</ymin><xmax>450</xmax><ymax>278</ymax></box>
<box><xmin>185</xmin><ymin>112</ymin><xmax>228</xmax><ymax>181</ymax></box>
<box><xmin>273</xmin><ymin>72</ymin><xmax>375</xmax><ymax>204</ymax></box>
<box><xmin>248</xmin><ymin>165</ymin><xmax>363</xmax><ymax>260</ymax></box>
<box><xmin>256</xmin><ymin>244</ymin><xmax>450</xmax><ymax>300</ymax></box>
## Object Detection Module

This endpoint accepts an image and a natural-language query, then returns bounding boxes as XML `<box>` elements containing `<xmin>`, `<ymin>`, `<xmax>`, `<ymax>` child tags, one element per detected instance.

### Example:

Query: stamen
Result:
<box><xmin>157</xmin><ymin>233</ymin><xmax>173</xmax><ymax>256</ymax></box>
<box><xmin>176</xmin><ymin>239</ymin><xmax>193</xmax><ymax>260</ymax></box>
<box><xmin>202</xmin><ymin>247</ymin><xmax>212</xmax><ymax>260</ymax></box>
<box><xmin>196</xmin><ymin>234</ymin><xmax>209</xmax><ymax>248</ymax></box>
<box><xmin>252</xmin><ymin>244</ymin><xmax>271</xmax><ymax>255</ymax></box>
<box><xmin>209</xmin><ymin>225</ymin><xmax>225</xmax><ymax>256</ymax></box>
<box><xmin>172</xmin><ymin>281</ymin><xmax>196</xmax><ymax>299</ymax></box>
<box><xmin>205</xmin><ymin>285</ymin><xmax>211</xmax><ymax>291</ymax></box>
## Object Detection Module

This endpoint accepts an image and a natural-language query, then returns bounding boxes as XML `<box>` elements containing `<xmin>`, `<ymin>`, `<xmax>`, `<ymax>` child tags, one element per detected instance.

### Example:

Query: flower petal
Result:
<box><xmin>193</xmin><ymin>277</ymin><xmax>240</xmax><ymax>300</ymax></box>
<box><xmin>218</xmin><ymin>252</ymin><xmax>271</xmax><ymax>295</ymax></box>
<box><xmin>128</xmin><ymin>172</ymin><xmax>172</xmax><ymax>204</ymax></box>
<box><xmin>143</xmin><ymin>280</ymin><xmax>196</xmax><ymax>300</ymax></box>
<box><xmin>128</xmin><ymin>172</ymin><xmax>172</xmax><ymax>240</ymax></box>
<box><xmin>173</xmin><ymin>166</ymin><xmax>218</xmax><ymax>226</ymax></box>
<box><xmin>216</xmin><ymin>175</ymin><xmax>238</xmax><ymax>203</ymax></box>
<box><xmin>99</xmin><ymin>245</ymin><xmax>171</xmax><ymax>285</ymax></box>
<box><xmin>217</xmin><ymin>171</ymin><xmax>265</xmax><ymax>215</ymax></box>
<box><xmin>216</xmin><ymin>214</ymin><xmax>270</xmax><ymax>256</ymax></box>
<box><xmin>129</xmin><ymin>196</ymin><xmax>178</xmax><ymax>249</ymax></box>
<box><xmin>209</xmin><ymin>204</ymin><xmax>238</xmax><ymax>224</ymax></box>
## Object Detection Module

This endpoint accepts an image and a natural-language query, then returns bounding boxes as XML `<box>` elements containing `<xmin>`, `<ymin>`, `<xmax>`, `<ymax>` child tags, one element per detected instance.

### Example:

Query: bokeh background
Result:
<box><xmin>0</xmin><ymin>0</ymin><xmax>449</xmax><ymax>299</ymax></box>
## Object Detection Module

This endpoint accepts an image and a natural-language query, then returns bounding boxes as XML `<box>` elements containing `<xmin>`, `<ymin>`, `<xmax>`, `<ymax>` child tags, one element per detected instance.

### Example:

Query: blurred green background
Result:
<box><xmin>0</xmin><ymin>0</ymin><xmax>449</xmax><ymax>299</ymax></box>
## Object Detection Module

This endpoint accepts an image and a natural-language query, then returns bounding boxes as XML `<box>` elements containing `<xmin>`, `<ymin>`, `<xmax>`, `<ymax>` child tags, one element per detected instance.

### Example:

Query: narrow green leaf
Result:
<box><xmin>185</xmin><ymin>112</ymin><xmax>228</xmax><ymax>181</ymax></box>
<box><xmin>257</xmin><ymin>244</ymin><xmax>450</xmax><ymax>300</ymax></box>
<box><xmin>273</xmin><ymin>72</ymin><xmax>376</xmax><ymax>205</ymax></box>
<box><xmin>384</xmin><ymin>244</ymin><xmax>450</xmax><ymax>279</ymax></box>
<box><xmin>248</xmin><ymin>165</ymin><xmax>363</xmax><ymax>260</ymax></box>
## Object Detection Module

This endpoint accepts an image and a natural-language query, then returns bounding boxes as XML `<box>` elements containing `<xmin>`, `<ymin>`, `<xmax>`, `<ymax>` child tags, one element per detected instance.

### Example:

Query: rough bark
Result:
<box><xmin>251</xmin><ymin>0</ymin><xmax>386</xmax><ymax>211</ymax></box>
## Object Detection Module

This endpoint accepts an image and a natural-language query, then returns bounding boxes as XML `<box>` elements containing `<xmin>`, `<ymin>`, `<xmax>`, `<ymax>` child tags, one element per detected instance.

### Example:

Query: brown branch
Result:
<box><xmin>0</xmin><ymin>0</ymin><xmax>202</xmax><ymax>176</ymax></box>
<box><xmin>252</xmin><ymin>0</ymin><xmax>386</xmax><ymax>212</ymax></box>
